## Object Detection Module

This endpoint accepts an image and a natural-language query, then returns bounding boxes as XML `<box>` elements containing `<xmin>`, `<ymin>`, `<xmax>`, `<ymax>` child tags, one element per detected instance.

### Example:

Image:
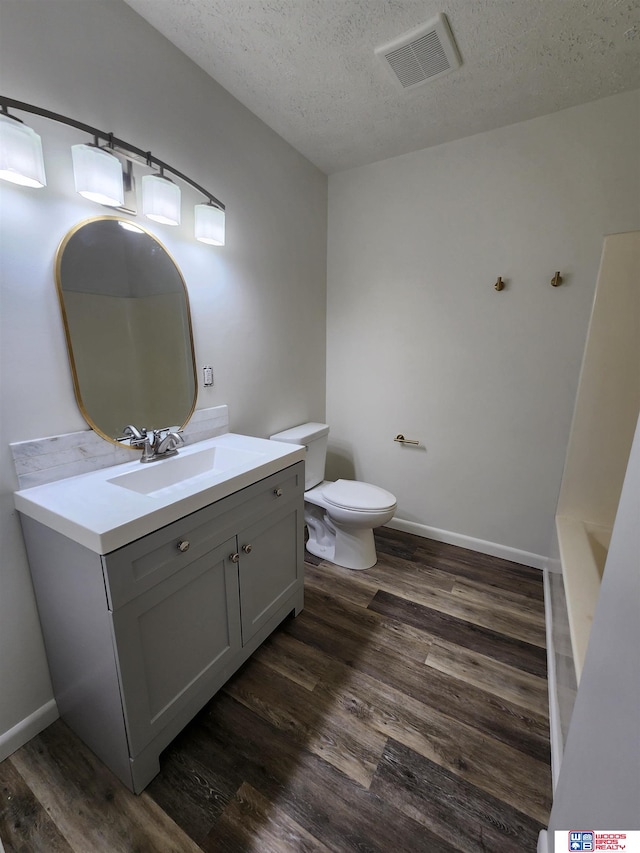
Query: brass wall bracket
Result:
<box><xmin>551</xmin><ymin>271</ymin><xmax>563</xmax><ymax>287</ymax></box>
<box><xmin>394</xmin><ymin>434</ymin><xmax>419</xmax><ymax>445</ymax></box>
<box><xmin>494</xmin><ymin>276</ymin><xmax>505</xmax><ymax>291</ymax></box>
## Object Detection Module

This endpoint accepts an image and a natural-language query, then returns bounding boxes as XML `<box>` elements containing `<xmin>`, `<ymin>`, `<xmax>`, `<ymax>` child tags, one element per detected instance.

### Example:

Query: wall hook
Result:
<box><xmin>494</xmin><ymin>276</ymin><xmax>505</xmax><ymax>291</ymax></box>
<box><xmin>551</xmin><ymin>271</ymin><xmax>563</xmax><ymax>287</ymax></box>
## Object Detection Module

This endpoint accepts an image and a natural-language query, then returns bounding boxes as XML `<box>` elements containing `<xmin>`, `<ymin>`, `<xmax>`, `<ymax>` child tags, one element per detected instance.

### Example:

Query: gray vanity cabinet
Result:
<box><xmin>109</xmin><ymin>537</ymin><xmax>242</xmax><ymax>757</ymax></box>
<box><xmin>20</xmin><ymin>461</ymin><xmax>305</xmax><ymax>794</ymax></box>
<box><xmin>237</xmin><ymin>501</ymin><xmax>301</xmax><ymax>643</ymax></box>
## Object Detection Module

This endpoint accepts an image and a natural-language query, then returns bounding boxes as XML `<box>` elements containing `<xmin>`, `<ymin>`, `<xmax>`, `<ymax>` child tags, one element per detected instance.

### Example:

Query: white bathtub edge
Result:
<box><xmin>543</xmin><ymin>565</ymin><xmax>563</xmax><ymax>791</ymax></box>
<box><xmin>556</xmin><ymin>515</ymin><xmax>609</xmax><ymax>684</ymax></box>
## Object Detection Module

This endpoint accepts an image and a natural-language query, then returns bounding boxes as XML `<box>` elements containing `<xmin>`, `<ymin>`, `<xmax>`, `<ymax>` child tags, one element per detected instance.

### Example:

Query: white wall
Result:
<box><xmin>0</xmin><ymin>0</ymin><xmax>326</xmax><ymax>750</ymax></box>
<box><xmin>327</xmin><ymin>90</ymin><xmax>640</xmax><ymax>561</ymax></box>
<box><xmin>557</xmin><ymin>232</ymin><xmax>640</xmax><ymax>528</ymax></box>
<box><xmin>547</xmin><ymin>412</ymin><xmax>640</xmax><ymax>844</ymax></box>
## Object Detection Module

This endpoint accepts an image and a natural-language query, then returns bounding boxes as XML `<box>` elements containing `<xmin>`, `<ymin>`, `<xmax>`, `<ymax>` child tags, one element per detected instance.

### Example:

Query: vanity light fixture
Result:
<box><xmin>142</xmin><ymin>170</ymin><xmax>181</xmax><ymax>226</ymax></box>
<box><xmin>194</xmin><ymin>202</ymin><xmax>225</xmax><ymax>246</ymax></box>
<box><xmin>0</xmin><ymin>108</ymin><xmax>47</xmax><ymax>188</ymax></box>
<box><xmin>71</xmin><ymin>142</ymin><xmax>124</xmax><ymax>207</ymax></box>
<box><xmin>0</xmin><ymin>96</ymin><xmax>225</xmax><ymax>246</ymax></box>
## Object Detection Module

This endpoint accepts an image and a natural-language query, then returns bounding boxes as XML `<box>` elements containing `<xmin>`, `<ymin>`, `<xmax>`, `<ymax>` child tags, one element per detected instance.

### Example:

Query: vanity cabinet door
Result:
<box><xmin>110</xmin><ymin>537</ymin><xmax>241</xmax><ymax>756</ymax></box>
<box><xmin>238</xmin><ymin>497</ymin><xmax>304</xmax><ymax>644</ymax></box>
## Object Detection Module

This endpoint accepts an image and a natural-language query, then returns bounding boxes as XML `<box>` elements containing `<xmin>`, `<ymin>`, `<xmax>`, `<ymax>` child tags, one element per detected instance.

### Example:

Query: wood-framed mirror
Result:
<box><xmin>55</xmin><ymin>216</ymin><xmax>197</xmax><ymax>445</ymax></box>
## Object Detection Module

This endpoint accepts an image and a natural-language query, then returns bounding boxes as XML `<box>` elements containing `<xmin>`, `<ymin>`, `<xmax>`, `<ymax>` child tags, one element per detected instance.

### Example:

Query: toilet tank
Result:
<box><xmin>270</xmin><ymin>422</ymin><xmax>329</xmax><ymax>490</ymax></box>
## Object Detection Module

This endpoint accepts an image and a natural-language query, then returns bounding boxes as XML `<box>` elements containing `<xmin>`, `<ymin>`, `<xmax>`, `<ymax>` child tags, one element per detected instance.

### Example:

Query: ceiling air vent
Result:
<box><xmin>375</xmin><ymin>13</ymin><xmax>461</xmax><ymax>91</ymax></box>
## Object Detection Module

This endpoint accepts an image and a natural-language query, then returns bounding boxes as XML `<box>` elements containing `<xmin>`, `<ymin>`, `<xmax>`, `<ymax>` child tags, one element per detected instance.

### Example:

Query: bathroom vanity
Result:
<box><xmin>15</xmin><ymin>433</ymin><xmax>305</xmax><ymax>793</ymax></box>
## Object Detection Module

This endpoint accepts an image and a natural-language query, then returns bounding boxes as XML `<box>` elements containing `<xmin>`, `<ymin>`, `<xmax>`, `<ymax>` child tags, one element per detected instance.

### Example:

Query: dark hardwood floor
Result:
<box><xmin>0</xmin><ymin>528</ymin><xmax>551</xmax><ymax>852</ymax></box>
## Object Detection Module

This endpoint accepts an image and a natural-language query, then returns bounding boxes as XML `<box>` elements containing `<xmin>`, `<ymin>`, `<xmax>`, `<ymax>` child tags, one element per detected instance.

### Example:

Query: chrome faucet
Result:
<box><xmin>121</xmin><ymin>425</ymin><xmax>184</xmax><ymax>463</ymax></box>
<box><xmin>155</xmin><ymin>429</ymin><xmax>184</xmax><ymax>458</ymax></box>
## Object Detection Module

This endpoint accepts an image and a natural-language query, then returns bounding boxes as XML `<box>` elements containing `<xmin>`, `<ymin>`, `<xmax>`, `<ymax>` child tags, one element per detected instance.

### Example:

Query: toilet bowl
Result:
<box><xmin>270</xmin><ymin>423</ymin><xmax>397</xmax><ymax>570</ymax></box>
<box><xmin>304</xmin><ymin>479</ymin><xmax>396</xmax><ymax>570</ymax></box>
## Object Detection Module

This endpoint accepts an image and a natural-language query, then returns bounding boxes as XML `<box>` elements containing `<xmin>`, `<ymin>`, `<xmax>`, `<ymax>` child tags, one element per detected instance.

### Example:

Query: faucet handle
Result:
<box><xmin>122</xmin><ymin>424</ymin><xmax>148</xmax><ymax>447</ymax></box>
<box><xmin>165</xmin><ymin>431</ymin><xmax>184</xmax><ymax>449</ymax></box>
<box><xmin>157</xmin><ymin>426</ymin><xmax>184</xmax><ymax>444</ymax></box>
<box><xmin>123</xmin><ymin>424</ymin><xmax>145</xmax><ymax>440</ymax></box>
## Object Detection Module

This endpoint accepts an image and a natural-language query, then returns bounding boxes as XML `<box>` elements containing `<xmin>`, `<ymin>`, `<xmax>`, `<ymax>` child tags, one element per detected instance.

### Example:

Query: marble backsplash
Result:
<box><xmin>10</xmin><ymin>405</ymin><xmax>230</xmax><ymax>490</ymax></box>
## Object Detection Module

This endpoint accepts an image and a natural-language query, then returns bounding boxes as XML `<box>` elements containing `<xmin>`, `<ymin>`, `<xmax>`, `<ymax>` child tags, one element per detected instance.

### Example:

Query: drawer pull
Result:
<box><xmin>177</xmin><ymin>540</ymin><xmax>190</xmax><ymax>552</ymax></box>
<box><xmin>229</xmin><ymin>552</ymin><xmax>240</xmax><ymax>563</ymax></box>
<box><xmin>242</xmin><ymin>544</ymin><xmax>253</xmax><ymax>554</ymax></box>
<box><xmin>274</xmin><ymin>488</ymin><xmax>283</xmax><ymax>497</ymax></box>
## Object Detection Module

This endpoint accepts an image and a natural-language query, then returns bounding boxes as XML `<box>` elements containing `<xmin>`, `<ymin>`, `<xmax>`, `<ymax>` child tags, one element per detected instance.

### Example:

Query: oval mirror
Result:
<box><xmin>56</xmin><ymin>216</ymin><xmax>197</xmax><ymax>444</ymax></box>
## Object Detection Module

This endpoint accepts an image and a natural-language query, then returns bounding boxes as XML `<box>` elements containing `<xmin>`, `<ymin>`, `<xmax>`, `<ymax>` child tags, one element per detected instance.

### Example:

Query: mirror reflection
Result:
<box><xmin>56</xmin><ymin>217</ymin><xmax>197</xmax><ymax>444</ymax></box>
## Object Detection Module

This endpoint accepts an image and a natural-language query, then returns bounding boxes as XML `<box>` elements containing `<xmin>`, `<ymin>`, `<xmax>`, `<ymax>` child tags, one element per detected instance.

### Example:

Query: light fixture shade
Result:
<box><xmin>72</xmin><ymin>144</ymin><xmax>124</xmax><ymax>206</ymax></box>
<box><xmin>142</xmin><ymin>174</ymin><xmax>181</xmax><ymax>225</ymax></box>
<box><xmin>195</xmin><ymin>204</ymin><xmax>225</xmax><ymax>246</ymax></box>
<box><xmin>0</xmin><ymin>113</ymin><xmax>47</xmax><ymax>188</ymax></box>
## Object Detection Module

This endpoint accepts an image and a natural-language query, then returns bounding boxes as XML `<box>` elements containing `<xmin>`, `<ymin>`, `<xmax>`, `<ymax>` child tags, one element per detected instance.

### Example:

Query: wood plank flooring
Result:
<box><xmin>0</xmin><ymin>528</ymin><xmax>551</xmax><ymax>852</ymax></box>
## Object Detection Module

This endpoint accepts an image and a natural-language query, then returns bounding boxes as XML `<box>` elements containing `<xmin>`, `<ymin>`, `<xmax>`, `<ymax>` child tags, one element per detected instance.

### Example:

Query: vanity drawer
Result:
<box><xmin>102</xmin><ymin>461</ymin><xmax>304</xmax><ymax>610</ymax></box>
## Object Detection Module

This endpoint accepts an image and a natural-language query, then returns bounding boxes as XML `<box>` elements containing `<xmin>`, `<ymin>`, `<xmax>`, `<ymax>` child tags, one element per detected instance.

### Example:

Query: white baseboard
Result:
<box><xmin>0</xmin><ymin>699</ymin><xmax>58</xmax><ymax>762</ymax></box>
<box><xmin>537</xmin><ymin>829</ymin><xmax>549</xmax><ymax>853</ymax></box>
<box><xmin>385</xmin><ymin>518</ymin><xmax>548</xmax><ymax>570</ymax></box>
<box><xmin>543</xmin><ymin>566</ymin><xmax>563</xmax><ymax>792</ymax></box>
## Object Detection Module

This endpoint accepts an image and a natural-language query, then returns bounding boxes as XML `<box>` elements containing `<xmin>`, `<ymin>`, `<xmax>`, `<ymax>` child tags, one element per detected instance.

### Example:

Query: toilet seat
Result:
<box><xmin>322</xmin><ymin>479</ymin><xmax>396</xmax><ymax>512</ymax></box>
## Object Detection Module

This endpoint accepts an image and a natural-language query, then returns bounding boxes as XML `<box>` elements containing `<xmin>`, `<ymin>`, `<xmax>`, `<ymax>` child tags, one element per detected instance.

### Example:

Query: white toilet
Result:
<box><xmin>270</xmin><ymin>423</ymin><xmax>397</xmax><ymax>570</ymax></box>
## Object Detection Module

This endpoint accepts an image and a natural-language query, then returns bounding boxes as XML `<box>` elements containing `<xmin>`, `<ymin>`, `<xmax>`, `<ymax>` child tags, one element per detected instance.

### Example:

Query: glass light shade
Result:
<box><xmin>72</xmin><ymin>144</ymin><xmax>124</xmax><ymax>206</ymax></box>
<box><xmin>142</xmin><ymin>174</ymin><xmax>181</xmax><ymax>225</ymax></box>
<box><xmin>194</xmin><ymin>204</ymin><xmax>225</xmax><ymax>246</ymax></box>
<box><xmin>0</xmin><ymin>113</ymin><xmax>47</xmax><ymax>188</ymax></box>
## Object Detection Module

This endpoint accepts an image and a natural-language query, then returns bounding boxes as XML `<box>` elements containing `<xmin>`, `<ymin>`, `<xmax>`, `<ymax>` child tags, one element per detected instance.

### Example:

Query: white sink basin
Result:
<box><xmin>13</xmin><ymin>432</ymin><xmax>306</xmax><ymax>554</ymax></box>
<box><xmin>107</xmin><ymin>445</ymin><xmax>264</xmax><ymax>497</ymax></box>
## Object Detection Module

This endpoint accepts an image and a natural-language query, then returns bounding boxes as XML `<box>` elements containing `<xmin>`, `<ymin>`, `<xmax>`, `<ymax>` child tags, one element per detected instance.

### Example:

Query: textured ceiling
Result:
<box><xmin>124</xmin><ymin>0</ymin><xmax>640</xmax><ymax>174</ymax></box>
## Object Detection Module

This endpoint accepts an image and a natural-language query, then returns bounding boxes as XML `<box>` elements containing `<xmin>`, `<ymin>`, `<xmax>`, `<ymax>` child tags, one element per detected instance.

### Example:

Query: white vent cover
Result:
<box><xmin>375</xmin><ymin>13</ymin><xmax>461</xmax><ymax>91</ymax></box>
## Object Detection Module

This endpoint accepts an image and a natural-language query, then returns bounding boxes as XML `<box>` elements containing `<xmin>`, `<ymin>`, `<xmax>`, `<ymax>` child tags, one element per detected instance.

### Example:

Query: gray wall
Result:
<box><xmin>326</xmin><ymin>90</ymin><xmax>640</xmax><ymax>561</ymax></box>
<box><xmin>0</xmin><ymin>0</ymin><xmax>327</xmax><ymax>750</ymax></box>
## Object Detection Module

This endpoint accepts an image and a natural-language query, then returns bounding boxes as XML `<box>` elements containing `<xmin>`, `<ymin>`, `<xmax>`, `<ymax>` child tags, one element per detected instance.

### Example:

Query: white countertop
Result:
<box><xmin>14</xmin><ymin>433</ymin><xmax>305</xmax><ymax>555</ymax></box>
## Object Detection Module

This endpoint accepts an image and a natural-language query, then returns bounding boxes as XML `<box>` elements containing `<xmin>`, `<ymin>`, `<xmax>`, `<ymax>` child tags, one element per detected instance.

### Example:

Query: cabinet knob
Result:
<box><xmin>242</xmin><ymin>544</ymin><xmax>253</xmax><ymax>554</ymax></box>
<box><xmin>229</xmin><ymin>552</ymin><xmax>240</xmax><ymax>563</ymax></box>
<box><xmin>177</xmin><ymin>540</ymin><xmax>190</xmax><ymax>552</ymax></box>
<box><xmin>274</xmin><ymin>488</ymin><xmax>283</xmax><ymax>497</ymax></box>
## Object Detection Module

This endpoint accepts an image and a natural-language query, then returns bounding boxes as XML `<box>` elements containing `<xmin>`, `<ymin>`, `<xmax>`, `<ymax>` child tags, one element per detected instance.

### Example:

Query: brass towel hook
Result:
<box><xmin>494</xmin><ymin>276</ymin><xmax>505</xmax><ymax>291</ymax></box>
<box><xmin>394</xmin><ymin>434</ymin><xmax>419</xmax><ymax>445</ymax></box>
<box><xmin>551</xmin><ymin>271</ymin><xmax>563</xmax><ymax>287</ymax></box>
